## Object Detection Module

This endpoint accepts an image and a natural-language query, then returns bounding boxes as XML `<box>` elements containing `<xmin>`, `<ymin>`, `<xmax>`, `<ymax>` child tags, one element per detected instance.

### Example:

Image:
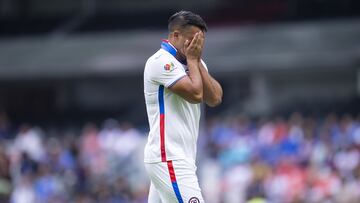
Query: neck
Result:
<box><xmin>167</xmin><ymin>38</ymin><xmax>178</xmax><ymax>49</ymax></box>
<box><xmin>164</xmin><ymin>39</ymin><xmax>187</xmax><ymax>65</ymax></box>
<box><xmin>175</xmin><ymin>52</ymin><xmax>186</xmax><ymax>64</ymax></box>
<box><xmin>168</xmin><ymin>40</ymin><xmax>186</xmax><ymax>61</ymax></box>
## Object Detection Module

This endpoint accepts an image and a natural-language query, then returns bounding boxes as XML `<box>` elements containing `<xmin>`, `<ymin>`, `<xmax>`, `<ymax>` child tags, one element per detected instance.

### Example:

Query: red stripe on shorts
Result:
<box><xmin>167</xmin><ymin>161</ymin><xmax>177</xmax><ymax>183</ymax></box>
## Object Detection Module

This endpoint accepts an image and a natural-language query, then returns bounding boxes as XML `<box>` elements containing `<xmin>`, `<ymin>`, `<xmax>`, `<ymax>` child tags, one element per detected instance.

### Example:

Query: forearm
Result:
<box><xmin>187</xmin><ymin>59</ymin><xmax>203</xmax><ymax>98</ymax></box>
<box><xmin>199</xmin><ymin>62</ymin><xmax>223</xmax><ymax>107</ymax></box>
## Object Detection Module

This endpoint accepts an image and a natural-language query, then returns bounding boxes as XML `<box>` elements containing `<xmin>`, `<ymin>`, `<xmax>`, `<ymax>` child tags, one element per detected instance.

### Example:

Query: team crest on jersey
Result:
<box><xmin>189</xmin><ymin>197</ymin><xmax>200</xmax><ymax>203</ymax></box>
<box><xmin>164</xmin><ymin>62</ymin><xmax>176</xmax><ymax>72</ymax></box>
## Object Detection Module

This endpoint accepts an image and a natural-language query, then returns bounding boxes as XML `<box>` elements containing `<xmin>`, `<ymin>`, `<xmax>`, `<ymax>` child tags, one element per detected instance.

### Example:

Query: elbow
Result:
<box><xmin>207</xmin><ymin>96</ymin><xmax>222</xmax><ymax>107</ymax></box>
<box><xmin>215</xmin><ymin>95</ymin><xmax>223</xmax><ymax>106</ymax></box>
<box><xmin>187</xmin><ymin>89</ymin><xmax>203</xmax><ymax>104</ymax></box>
<box><xmin>190</xmin><ymin>91</ymin><xmax>203</xmax><ymax>104</ymax></box>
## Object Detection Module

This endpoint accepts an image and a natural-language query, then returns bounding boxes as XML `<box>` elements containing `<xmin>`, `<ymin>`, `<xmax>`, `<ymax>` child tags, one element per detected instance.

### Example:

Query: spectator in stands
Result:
<box><xmin>13</xmin><ymin>124</ymin><xmax>44</xmax><ymax>162</ymax></box>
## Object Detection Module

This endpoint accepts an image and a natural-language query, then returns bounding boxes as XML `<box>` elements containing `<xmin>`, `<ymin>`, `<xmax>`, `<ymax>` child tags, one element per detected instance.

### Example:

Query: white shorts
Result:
<box><xmin>145</xmin><ymin>159</ymin><xmax>204</xmax><ymax>203</ymax></box>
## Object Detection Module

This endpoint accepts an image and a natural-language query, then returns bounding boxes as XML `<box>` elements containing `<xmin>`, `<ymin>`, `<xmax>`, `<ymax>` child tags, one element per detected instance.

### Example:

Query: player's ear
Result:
<box><xmin>173</xmin><ymin>30</ymin><xmax>180</xmax><ymax>39</ymax></box>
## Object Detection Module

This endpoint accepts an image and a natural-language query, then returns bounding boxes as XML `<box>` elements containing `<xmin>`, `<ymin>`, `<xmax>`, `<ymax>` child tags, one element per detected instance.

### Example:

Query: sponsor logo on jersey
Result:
<box><xmin>189</xmin><ymin>197</ymin><xmax>200</xmax><ymax>203</ymax></box>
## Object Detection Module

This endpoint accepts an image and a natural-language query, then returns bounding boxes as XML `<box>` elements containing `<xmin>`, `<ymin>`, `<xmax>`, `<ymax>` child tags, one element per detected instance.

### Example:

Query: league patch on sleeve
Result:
<box><xmin>164</xmin><ymin>62</ymin><xmax>176</xmax><ymax>72</ymax></box>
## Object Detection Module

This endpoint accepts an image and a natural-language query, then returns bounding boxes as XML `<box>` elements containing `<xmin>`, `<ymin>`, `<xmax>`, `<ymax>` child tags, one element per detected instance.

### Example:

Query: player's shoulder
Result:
<box><xmin>148</xmin><ymin>49</ymin><xmax>177</xmax><ymax>64</ymax></box>
<box><xmin>146</xmin><ymin>49</ymin><xmax>179</xmax><ymax>71</ymax></box>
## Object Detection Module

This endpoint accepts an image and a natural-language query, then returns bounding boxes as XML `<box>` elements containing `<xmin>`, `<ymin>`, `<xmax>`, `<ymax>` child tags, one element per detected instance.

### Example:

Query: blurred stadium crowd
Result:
<box><xmin>200</xmin><ymin>113</ymin><xmax>360</xmax><ymax>203</ymax></box>
<box><xmin>1</xmin><ymin>110</ymin><xmax>360</xmax><ymax>203</ymax></box>
<box><xmin>0</xmin><ymin>112</ymin><xmax>148</xmax><ymax>203</ymax></box>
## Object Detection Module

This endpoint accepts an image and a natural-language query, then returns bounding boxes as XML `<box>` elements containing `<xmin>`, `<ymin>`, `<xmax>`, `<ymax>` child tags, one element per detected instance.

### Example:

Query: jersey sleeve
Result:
<box><xmin>149</xmin><ymin>58</ymin><xmax>187</xmax><ymax>88</ymax></box>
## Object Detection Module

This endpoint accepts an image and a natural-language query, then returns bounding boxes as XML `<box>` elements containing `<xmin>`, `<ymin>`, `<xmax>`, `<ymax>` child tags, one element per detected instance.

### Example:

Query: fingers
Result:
<box><xmin>189</xmin><ymin>32</ymin><xmax>199</xmax><ymax>49</ymax></box>
<box><xmin>184</xmin><ymin>32</ymin><xmax>204</xmax><ymax>60</ymax></box>
<box><xmin>190</xmin><ymin>32</ymin><xmax>204</xmax><ymax>50</ymax></box>
<box><xmin>185</xmin><ymin>39</ymin><xmax>190</xmax><ymax>47</ymax></box>
<box><xmin>194</xmin><ymin>32</ymin><xmax>204</xmax><ymax>54</ymax></box>
<box><xmin>196</xmin><ymin>32</ymin><xmax>205</xmax><ymax>50</ymax></box>
<box><xmin>198</xmin><ymin>32</ymin><xmax>204</xmax><ymax>49</ymax></box>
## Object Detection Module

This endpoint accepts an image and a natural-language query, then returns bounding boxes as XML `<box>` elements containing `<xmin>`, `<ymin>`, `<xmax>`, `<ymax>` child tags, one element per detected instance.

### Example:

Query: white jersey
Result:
<box><xmin>143</xmin><ymin>40</ymin><xmax>206</xmax><ymax>163</ymax></box>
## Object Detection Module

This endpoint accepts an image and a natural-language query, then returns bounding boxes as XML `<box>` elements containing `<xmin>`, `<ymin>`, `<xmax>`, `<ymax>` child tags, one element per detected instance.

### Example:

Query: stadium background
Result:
<box><xmin>1</xmin><ymin>0</ymin><xmax>360</xmax><ymax>202</ymax></box>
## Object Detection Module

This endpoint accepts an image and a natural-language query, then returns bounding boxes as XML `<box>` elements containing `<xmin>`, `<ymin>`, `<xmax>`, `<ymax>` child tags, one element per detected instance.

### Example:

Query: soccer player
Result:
<box><xmin>143</xmin><ymin>11</ymin><xmax>223</xmax><ymax>203</ymax></box>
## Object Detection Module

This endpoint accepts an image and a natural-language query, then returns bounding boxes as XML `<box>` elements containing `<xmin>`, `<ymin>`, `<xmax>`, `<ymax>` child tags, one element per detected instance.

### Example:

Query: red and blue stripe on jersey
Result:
<box><xmin>158</xmin><ymin>40</ymin><xmax>184</xmax><ymax>203</ymax></box>
<box><xmin>158</xmin><ymin>85</ymin><xmax>166</xmax><ymax>162</ymax></box>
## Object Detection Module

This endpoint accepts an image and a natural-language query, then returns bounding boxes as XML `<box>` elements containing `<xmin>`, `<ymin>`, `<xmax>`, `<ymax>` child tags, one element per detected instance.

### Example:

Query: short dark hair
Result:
<box><xmin>168</xmin><ymin>11</ymin><xmax>207</xmax><ymax>33</ymax></box>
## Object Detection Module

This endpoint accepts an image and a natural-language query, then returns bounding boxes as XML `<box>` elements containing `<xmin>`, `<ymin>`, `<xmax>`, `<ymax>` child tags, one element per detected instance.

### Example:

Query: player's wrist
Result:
<box><xmin>186</xmin><ymin>57</ymin><xmax>200</xmax><ymax>63</ymax></box>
